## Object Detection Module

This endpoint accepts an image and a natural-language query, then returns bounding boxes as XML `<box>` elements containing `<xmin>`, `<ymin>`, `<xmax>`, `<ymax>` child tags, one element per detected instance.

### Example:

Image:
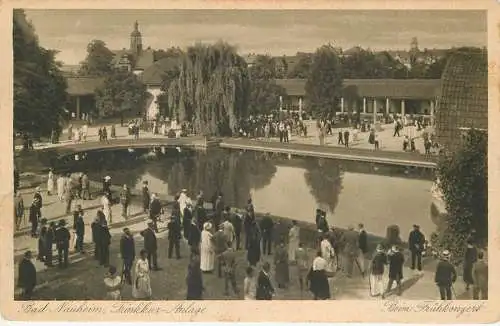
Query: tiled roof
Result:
<box><xmin>111</xmin><ymin>49</ymin><xmax>131</xmax><ymax>66</ymax></box>
<box><xmin>135</xmin><ymin>49</ymin><xmax>155</xmax><ymax>70</ymax></box>
<box><xmin>140</xmin><ymin>57</ymin><xmax>181</xmax><ymax>86</ymax></box>
<box><xmin>66</xmin><ymin>77</ymin><xmax>105</xmax><ymax>96</ymax></box>
<box><xmin>275</xmin><ymin>78</ymin><xmax>441</xmax><ymax>99</ymax></box>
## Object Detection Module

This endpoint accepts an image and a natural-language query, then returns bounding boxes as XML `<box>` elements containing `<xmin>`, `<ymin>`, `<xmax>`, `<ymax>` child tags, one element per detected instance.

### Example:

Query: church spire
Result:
<box><xmin>130</xmin><ymin>20</ymin><xmax>142</xmax><ymax>54</ymax></box>
<box><xmin>134</xmin><ymin>20</ymin><xmax>139</xmax><ymax>31</ymax></box>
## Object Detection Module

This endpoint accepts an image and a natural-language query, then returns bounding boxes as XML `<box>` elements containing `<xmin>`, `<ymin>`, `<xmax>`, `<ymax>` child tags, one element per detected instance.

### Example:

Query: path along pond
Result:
<box><xmin>53</xmin><ymin>146</ymin><xmax>436</xmax><ymax>238</ymax></box>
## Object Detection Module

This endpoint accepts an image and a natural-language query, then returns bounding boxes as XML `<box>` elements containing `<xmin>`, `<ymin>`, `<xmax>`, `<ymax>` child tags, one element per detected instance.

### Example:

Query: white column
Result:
<box><xmin>401</xmin><ymin>99</ymin><xmax>406</xmax><ymax>116</ymax></box>
<box><xmin>373</xmin><ymin>98</ymin><xmax>377</xmax><ymax>123</ymax></box>
<box><xmin>430</xmin><ymin>99</ymin><xmax>435</xmax><ymax>125</ymax></box>
<box><xmin>76</xmin><ymin>96</ymin><xmax>81</xmax><ymax>120</ymax></box>
<box><xmin>279</xmin><ymin>96</ymin><xmax>283</xmax><ymax>112</ymax></box>
<box><xmin>363</xmin><ymin>97</ymin><xmax>367</xmax><ymax>113</ymax></box>
<box><xmin>340</xmin><ymin>97</ymin><xmax>344</xmax><ymax>113</ymax></box>
<box><xmin>298</xmin><ymin>97</ymin><xmax>303</xmax><ymax>116</ymax></box>
<box><xmin>386</xmin><ymin>98</ymin><xmax>390</xmax><ymax>115</ymax></box>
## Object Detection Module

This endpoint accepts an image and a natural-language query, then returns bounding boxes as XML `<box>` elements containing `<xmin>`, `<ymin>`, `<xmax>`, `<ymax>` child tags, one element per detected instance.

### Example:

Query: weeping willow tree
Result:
<box><xmin>163</xmin><ymin>42</ymin><xmax>251</xmax><ymax>136</ymax></box>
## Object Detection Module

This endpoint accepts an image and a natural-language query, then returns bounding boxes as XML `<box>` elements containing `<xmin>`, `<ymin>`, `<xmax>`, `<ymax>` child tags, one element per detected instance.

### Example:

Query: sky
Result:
<box><xmin>23</xmin><ymin>9</ymin><xmax>487</xmax><ymax>65</ymax></box>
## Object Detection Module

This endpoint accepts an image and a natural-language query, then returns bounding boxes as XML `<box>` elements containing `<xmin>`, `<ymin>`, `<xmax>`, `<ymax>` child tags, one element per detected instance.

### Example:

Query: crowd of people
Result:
<box><xmin>16</xmin><ymin>170</ymin><xmax>487</xmax><ymax>301</ymax></box>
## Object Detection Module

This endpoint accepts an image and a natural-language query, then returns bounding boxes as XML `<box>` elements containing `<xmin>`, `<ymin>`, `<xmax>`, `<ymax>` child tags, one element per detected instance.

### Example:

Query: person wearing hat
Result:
<box><xmin>369</xmin><ymin>244</ymin><xmax>387</xmax><ymax>297</ymax></box>
<box><xmin>259</xmin><ymin>213</ymin><xmax>274</xmax><ymax>256</ymax></box>
<box><xmin>408</xmin><ymin>224</ymin><xmax>426</xmax><ymax>273</ymax></box>
<box><xmin>120</xmin><ymin>228</ymin><xmax>135</xmax><ymax>285</ymax></box>
<box><xmin>74</xmin><ymin>211</ymin><xmax>85</xmax><ymax>254</ymax></box>
<box><xmin>99</xmin><ymin>220</ymin><xmax>112</xmax><ymax>266</ymax></box>
<box><xmin>200</xmin><ymin>222</ymin><xmax>215</xmax><ymax>273</ymax></box>
<box><xmin>307</xmin><ymin>250</ymin><xmax>331</xmax><ymax>300</ymax></box>
<box><xmin>383</xmin><ymin>245</ymin><xmax>404</xmax><ymax>298</ymax></box>
<box><xmin>182</xmin><ymin>201</ymin><xmax>194</xmax><ymax>240</ymax></box>
<box><xmin>212</xmin><ymin>224</ymin><xmax>229</xmax><ymax>278</ymax></box>
<box><xmin>18</xmin><ymin>251</ymin><xmax>36</xmax><ymax>300</ymax></box>
<box><xmin>103</xmin><ymin>176</ymin><xmax>111</xmax><ymax>194</ymax></box>
<box><xmin>120</xmin><ymin>184</ymin><xmax>131</xmax><ymax>219</ymax></box>
<box><xmin>142</xmin><ymin>181</ymin><xmax>150</xmax><ymax>214</ymax></box>
<box><xmin>29</xmin><ymin>199</ymin><xmax>41</xmax><ymax>238</ymax></box>
<box><xmin>33</xmin><ymin>187</ymin><xmax>43</xmax><ymax>210</ymax></box>
<box><xmin>55</xmin><ymin>219</ymin><xmax>71</xmax><ymax>268</ymax></box>
<box><xmin>187</xmin><ymin>218</ymin><xmax>202</xmax><ymax>252</ymax></box>
<box><xmin>434</xmin><ymin>250</ymin><xmax>457</xmax><ymax>300</ymax></box>
<box><xmin>230</xmin><ymin>208</ymin><xmax>243</xmax><ymax>250</ymax></box>
<box><xmin>256</xmin><ymin>261</ymin><xmax>275</xmax><ymax>300</ymax></box>
<box><xmin>140</xmin><ymin>220</ymin><xmax>159</xmax><ymax>271</ymax></box>
<box><xmin>167</xmin><ymin>215</ymin><xmax>182</xmax><ymax>260</ymax></box>
<box><xmin>37</xmin><ymin>218</ymin><xmax>48</xmax><ymax>262</ymax></box>
<box><xmin>149</xmin><ymin>193</ymin><xmax>161</xmax><ymax>233</ymax></box>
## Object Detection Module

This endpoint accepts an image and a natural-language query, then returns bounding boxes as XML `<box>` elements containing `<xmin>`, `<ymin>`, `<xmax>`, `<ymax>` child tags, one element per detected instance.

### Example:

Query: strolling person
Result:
<box><xmin>91</xmin><ymin>215</ymin><xmax>102</xmax><ymax>261</ymax></box>
<box><xmin>256</xmin><ymin>262</ymin><xmax>274</xmax><ymax>300</ymax></box>
<box><xmin>142</xmin><ymin>181</ymin><xmax>150</xmax><ymax>214</ymax></box>
<box><xmin>288</xmin><ymin>220</ymin><xmax>300</xmax><ymax>263</ymax></box>
<box><xmin>47</xmin><ymin>169</ymin><xmax>54</xmax><ymax>196</ymax></box>
<box><xmin>383</xmin><ymin>245</ymin><xmax>404</xmax><ymax>298</ymax></box>
<box><xmin>74</xmin><ymin>213</ymin><xmax>85</xmax><ymax>253</ymax></box>
<box><xmin>369</xmin><ymin>244</ymin><xmax>387</xmax><ymax>297</ymax></box>
<box><xmin>29</xmin><ymin>199</ymin><xmax>41</xmax><ymax>238</ymax></box>
<box><xmin>120</xmin><ymin>185</ymin><xmax>131</xmax><ymax>219</ymax></box>
<box><xmin>472</xmin><ymin>251</ymin><xmax>488</xmax><ymax>300</ymax></box>
<box><xmin>221</xmin><ymin>209</ymin><xmax>235</xmax><ymax>248</ymax></box>
<box><xmin>18</xmin><ymin>251</ymin><xmax>36</xmax><ymax>300</ymax></box>
<box><xmin>101</xmin><ymin>192</ymin><xmax>113</xmax><ymax>224</ymax></box>
<box><xmin>57</xmin><ymin>174</ymin><xmax>65</xmax><ymax>201</ymax></box>
<box><xmin>167</xmin><ymin>216</ymin><xmax>182</xmax><ymax>259</ymax></box>
<box><xmin>44</xmin><ymin>221</ymin><xmax>56</xmax><ymax>267</ymax></box>
<box><xmin>37</xmin><ymin>219</ymin><xmax>48</xmax><ymax>262</ymax></box>
<box><xmin>274</xmin><ymin>242</ymin><xmax>290</xmax><ymax>289</ymax></box>
<box><xmin>343</xmin><ymin>225</ymin><xmax>361</xmax><ymax>277</ymax></box>
<box><xmin>358</xmin><ymin>223</ymin><xmax>368</xmax><ymax>275</ymax></box>
<box><xmin>231</xmin><ymin>209</ymin><xmax>243</xmax><ymax>250</ymax></box>
<box><xmin>141</xmin><ymin>221</ymin><xmax>159</xmax><ymax>271</ymax></box>
<box><xmin>307</xmin><ymin>250</ymin><xmax>331</xmax><ymax>300</ymax></box>
<box><xmin>200</xmin><ymin>222</ymin><xmax>215</xmax><ymax>273</ymax></box>
<box><xmin>343</xmin><ymin>129</ymin><xmax>350</xmax><ymax>148</ymax></box>
<box><xmin>55</xmin><ymin>219</ymin><xmax>71</xmax><ymax>268</ymax></box>
<box><xmin>15</xmin><ymin>192</ymin><xmax>25</xmax><ymax>231</ymax></box>
<box><xmin>409</xmin><ymin>224</ymin><xmax>425</xmax><ymax>273</ymax></box>
<box><xmin>183</xmin><ymin>202</ymin><xmax>194</xmax><ymax>240</ymax></box>
<box><xmin>149</xmin><ymin>193</ymin><xmax>162</xmax><ymax>232</ymax></box>
<box><xmin>212</xmin><ymin>225</ymin><xmax>228</xmax><ymax>278</ymax></box>
<box><xmin>246</xmin><ymin>221</ymin><xmax>261</xmax><ymax>266</ymax></box>
<box><xmin>434</xmin><ymin>250</ymin><xmax>457</xmax><ymax>300</ymax></box>
<box><xmin>120</xmin><ymin>228</ymin><xmax>135</xmax><ymax>285</ymax></box>
<box><xmin>187</xmin><ymin>219</ymin><xmax>201</xmax><ymax>253</ymax></box>
<box><xmin>186</xmin><ymin>252</ymin><xmax>204</xmax><ymax>300</ymax></box>
<box><xmin>81</xmin><ymin>172</ymin><xmax>90</xmax><ymax>200</ymax></box>
<box><xmin>132</xmin><ymin>250</ymin><xmax>152</xmax><ymax>300</ymax></box>
<box><xmin>338</xmin><ymin>129</ymin><xmax>344</xmax><ymax>145</ymax></box>
<box><xmin>295</xmin><ymin>242</ymin><xmax>309</xmax><ymax>296</ymax></box>
<box><xmin>463</xmin><ymin>240</ymin><xmax>478</xmax><ymax>291</ymax></box>
<box><xmin>99</xmin><ymin>220</ymin><xmax>112</xmax><ymax>267</ymax></box>
<box><xmin>221</xmin><ymin>246</ymin><xmax>239</xmax><ymax>296</ymax></box>
<box><xmin>260</xmin><ymin>213</ymin><xmax>274</xmax><ymax>255</ymax></box>
<box><xmin>243</xmin><ymin>266</ymin><xmax>257</xmax><ymax>300</ymax></box>
<box><xmin>104</xmin><ymin>266</ymin><xmax>122</xmax><ymax>300</ymax></box>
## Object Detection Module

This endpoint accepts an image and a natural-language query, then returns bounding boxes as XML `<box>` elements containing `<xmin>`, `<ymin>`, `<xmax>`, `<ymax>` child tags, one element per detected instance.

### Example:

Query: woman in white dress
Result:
<box><xmin>178</xmin><ymin>189</ymin><xmax>189</xmax><ymax>218</ymax></box>
<box><xmin>132</xmin><ymin>250</ymin><xmax>152</xmax><ymax>299</ymax></box>
<box><xmin>101</xmin><ymin>194</ymin><xmax>112</xmax><ymax>224</ymax></box>
<box><xmin>288</xmin><ymin>220</ymin><xmax>300</xmax><ymax>263</ymax></box>
<box><xmin>243</xmin><ymin>266</ymin><xmax>257</xmax><ymax>300</ymax></box>
<box><xmin>104</xmin><ymin>265</ymin><xmax>122</xmax><ymax>300</ymax></box>
<box><xmin>320</xmin><ymin>233</ymin><xmax>335</xmax><ymax>273</ymax></box>
<box><xmin>200</xmin><ymin>222</ymin><xmax>215</xmax><ymax>273</ymax></box>
<box><xmin>56</xmin><ymin>175</ymin><xmax>65</xmax><ymax>201</ymax></box>
<box><xmin>47</xmin><ymin>169</ymin><xmax>54</xmax><ymax>196</ymax></box>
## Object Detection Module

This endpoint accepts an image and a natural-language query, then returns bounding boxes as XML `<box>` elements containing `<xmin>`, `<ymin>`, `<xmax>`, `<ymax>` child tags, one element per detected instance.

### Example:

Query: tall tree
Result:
<box><xmin>79</xmin><ymin>39</ymin><xmax>115</xmax><ymax>76</ymax></box>
<box><xmin>287</xmin><ymin>53</ymin><xmax>313</xmax><ymax>79</ymax></box>
<box><xmin>248</xmin><ymin>80</ymin><xmax>287</xmax><ymax>115</ymax></box>
<box><xmin>163</xmin><ymin>41</ymin><xmax>251</xmax><ymax>136</ymax></box>
<box><xmin>248</xmin><ymin>55</ymin><xmax>277</xmax><ymax>80</ymax></box>
<box><xmin>13</xmin><ymin>9</ymin><xmax>68</xmax><ymax>138</ymax></box>
<box><xmin>94</xmin><ymin>71</ymin><xmax>148</xmax><ymax>118</ymax></box>
<box><xmin>305</xmin><ymin>44</ymin><xmax>343</xmax><ymax>116</ymax></box>
<box><xmin>434</xmin><ymin>129</ymin><xmax>487</xmax><ymax>263</ymax></box>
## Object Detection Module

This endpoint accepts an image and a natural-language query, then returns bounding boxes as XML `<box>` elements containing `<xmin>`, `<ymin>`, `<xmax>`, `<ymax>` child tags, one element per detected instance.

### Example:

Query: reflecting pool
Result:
<box><xmin>57</xmin><ymin>147</ymin><xmax>435</xmax><ymax>238</ymax></box>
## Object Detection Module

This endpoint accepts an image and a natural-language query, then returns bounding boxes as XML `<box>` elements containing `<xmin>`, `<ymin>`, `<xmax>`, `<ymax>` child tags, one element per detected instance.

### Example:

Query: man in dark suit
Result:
<box><xmin>29</xmin><ymin>200</ymin><xmax>41</xmax><ymax>238</ymax></box>
<box><xmin>213</xmin><ymin>225</ymin><xmax>228</xmax><ymax>278</ymax></box>
<box><xmin>472</xmin><ymin>251</ymin><xmax>488</xmax><ymax>300</ymax></box>
<box><xmin>149</xmin><ymin>194</ymin><xmax>162</xmax><ymax>232</ymax></box>
<box><xmin>18</xmin><ymin>251</ymin><xmax>36</xmax><ymax>300</ymax></box>
<box><xmin>182</xmin><ymin>203</ymin><xmax>193</xmax><ymax>240</ymax></box>
<box><xmin>231</xmin><ymin>208</ymin><xmax>243</xmax><ymax>250</ymax></box>
<box><xmin>74</xmin><ymin>213</ymin><xmax>85</xmax><ymax>253</ymax></box>
<box><xmin>142</xmin><ymin>181</ymin><xmax>150</xmax><ymax>214</ymax></box>
<box><xmin>260</xmin><ymin>214</ymin><xmax>274</xmax><ymax>255</ymax></box>
<box><xmin>434</xmin><ymin>250</ymin><xmax>457</xmax><ymax>300</ymax></box>
<box><xmin>408</xmin><ymin>224</ymin><xmax>425</xmax><ymax>272</ymax></box>
<box><xmin>55</xmin><ymin>219</ymin><xmax>71</xmax><ymax>268</ymax></box>
<box><xmin>141</xmin><ymin>220</ymin><xmax>159</xmax><ymax>270</ymax></box>
<box><xmin>99</xmin><ymin>220</ymin><xmax>112</xmax><ymax>266</ymax></box>
<box><xmin>256</xmin><ymin>262</ymin><xmax>274</xmax><ymax>300</ymax></box>
<box><xmin>187</xmin><ymin>219</ymin><xmax>201</xmax><ymax>253</ymax></box>
<box><xmin>383</xmin><ymin>245</ymin><xmax>404</xmax><ymax>298</ymax></box>
<box><xmin>167</xmin><ymin>216</ymin><xmax>182</xmax><ymax>259</ymax></box>
<box><xmin>358</xmin><ymin>223</ymin><xmax>368</xmax><ymax>275</ymax></box>
<box><xmin>91</xmin><ymin>216</ymin><xmax>101</xmax><ymax>261</ymax></box>
<box><xmin>120</xmin><ymin>228</ymin><xmax>135</xmax><ymax>285</ymax></box>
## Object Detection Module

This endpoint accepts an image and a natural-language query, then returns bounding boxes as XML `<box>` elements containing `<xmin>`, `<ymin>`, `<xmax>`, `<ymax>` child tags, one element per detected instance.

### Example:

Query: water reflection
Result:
<box><xmin>56</xmin><ymin>148</ymin><xmax>435</xmax><ymax>237</ymax></box>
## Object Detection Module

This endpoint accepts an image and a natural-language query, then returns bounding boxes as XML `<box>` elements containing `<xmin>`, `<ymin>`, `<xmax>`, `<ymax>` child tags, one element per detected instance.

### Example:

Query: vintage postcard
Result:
<box><xmin>0</xmin><ymin>0</ymin><xmax>498</xmax><ymax>323</ymax></box>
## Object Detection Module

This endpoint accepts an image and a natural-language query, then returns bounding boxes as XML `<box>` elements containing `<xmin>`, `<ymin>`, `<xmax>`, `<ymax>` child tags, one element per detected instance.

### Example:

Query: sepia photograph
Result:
<box><xmin>8</xmin><ymin>6</ymin><xmax>491</xmax><ymax>308</ymax></box>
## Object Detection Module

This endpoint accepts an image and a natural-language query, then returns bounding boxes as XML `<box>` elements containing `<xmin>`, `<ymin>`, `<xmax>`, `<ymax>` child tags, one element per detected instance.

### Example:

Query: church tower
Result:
<box><xmin>130</xmin><ymin>21</ymin><xmax>143</xmax><ymax>55</ymax></box>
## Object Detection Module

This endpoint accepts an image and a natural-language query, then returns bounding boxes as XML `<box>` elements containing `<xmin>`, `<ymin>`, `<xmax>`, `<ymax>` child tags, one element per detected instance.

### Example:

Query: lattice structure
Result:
<box><xmin>435</xmin><ymin>50</ymin><xmax>488</xmax><ymax>150</ymax></box>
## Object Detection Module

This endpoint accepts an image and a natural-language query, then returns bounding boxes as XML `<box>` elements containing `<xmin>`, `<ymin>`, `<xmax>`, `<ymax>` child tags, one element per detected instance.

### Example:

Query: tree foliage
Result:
<box><xmin>79</xmin><ymin>39</ymin><xmax>115</xmax><ymax>76</ymax></box>
<box><xmin>434</xmin><ymin>129</ymin><xmax>487</xmax><ymax>262</ymax></box>
<box><xmin>287</xmin><ymin>53</ymin><xmax>313</xmax><ymax>79</ymax></box>
<box><xmin>94</xmin><ymin>71</ymin><xmax>148</xmax><ymax>118</ymax></box>
<box><xmin>161</xmin><ymin>42</ymin><xmax>251</xmax><ymax>136</ymax></box>
<box><xmin>341</xmin><ymin>49</ymin><xmax>409</xmax><ymax>79</ymax></box>
<box><xmin>153</xmin><ymin>47</ymin><xmax>184</xmax><ymax>62</ymax></box>
<box><xmin>249</xmin><ymin>55</ymin><xmax>277</xmax><ymax>80</ymax></box>
<box><xmin>305</xmin><ymin>44</ymin><xmax>343</xmax><ymax>116</ymax></box>
<box><xmin>13</xmin><ymin>9</ymin><xmax>68</xmax><ymax>137</ymax></box>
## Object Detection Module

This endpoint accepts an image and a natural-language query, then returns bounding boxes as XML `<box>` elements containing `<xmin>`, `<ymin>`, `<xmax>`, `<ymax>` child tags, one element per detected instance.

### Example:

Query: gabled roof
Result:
<box><xmin>274</xmin><ymin>78</ymin><xmax>441</xmax><ymax>99</ymax></box>
<box><xmin>111</xmin><ymin>49</ymin><xmax>132</xmax><ymax>66</ymax></box>
<box><xmin>140</xmin><ymin>56</ymin><xmax>181</xmax><ymax>86</ymax></box>
<box><xmin>66</xmin><ymin>77</ymin><xmax>105</xmax><ymax>96</ymax></box>
<box><xmin>135</xmin><ymin>49</ymin><xmax>155</xmax><ymax>71</ymax></box>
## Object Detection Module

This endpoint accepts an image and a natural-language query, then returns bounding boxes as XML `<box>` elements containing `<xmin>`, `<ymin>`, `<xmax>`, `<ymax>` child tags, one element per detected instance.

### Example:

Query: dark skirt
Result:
<box><xmin>308</xmin><ymin>270</ymin><xmax>330</xmax><ymax>300</ymax></box>
<box><xmin>463</xmin><ymin>263</ymin><xmax>474</xmax><ymax>285</ymax></box>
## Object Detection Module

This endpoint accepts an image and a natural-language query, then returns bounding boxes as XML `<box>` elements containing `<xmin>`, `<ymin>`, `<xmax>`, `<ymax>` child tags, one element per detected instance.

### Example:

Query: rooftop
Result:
<box><xmin>66</xmin><ymin>77</ymin><xmax>105</xmax><ymax>96</ymax></box>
